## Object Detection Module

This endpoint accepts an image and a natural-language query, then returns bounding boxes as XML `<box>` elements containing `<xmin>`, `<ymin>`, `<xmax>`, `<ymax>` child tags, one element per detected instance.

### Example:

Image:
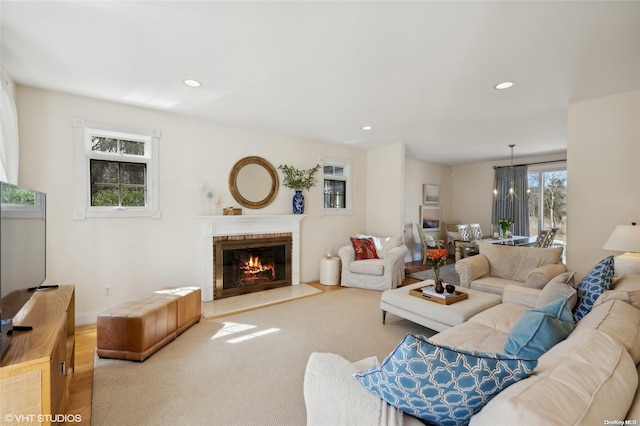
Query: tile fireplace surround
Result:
<box><xmin>198</xmin><ymin>215</ymin><xmax>306</xmax><ymax>302</ymax></box>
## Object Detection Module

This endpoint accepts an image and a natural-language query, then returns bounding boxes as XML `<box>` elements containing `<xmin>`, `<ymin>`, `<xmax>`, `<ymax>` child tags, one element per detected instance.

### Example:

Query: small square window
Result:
<box><xmin>74</xmin><ymin>118</ymin><xmax>160</xmax><ymax>219</ymax></box>
<box><xmin>90</xmin><ymin>160</ymin><xmax>147</xmax><ymax>207</ymax></box>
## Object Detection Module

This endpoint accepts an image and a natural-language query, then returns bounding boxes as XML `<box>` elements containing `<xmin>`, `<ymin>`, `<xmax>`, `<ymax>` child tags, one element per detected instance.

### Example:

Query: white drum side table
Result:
<box><xmin>320</xmin><ymin>256</ymin><xmax>341</xmax><ymax>285</ymax></box>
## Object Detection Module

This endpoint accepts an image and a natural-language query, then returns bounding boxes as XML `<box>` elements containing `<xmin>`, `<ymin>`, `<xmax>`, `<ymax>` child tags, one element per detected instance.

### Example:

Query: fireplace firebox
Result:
<box><xmin>214</xmin><ymin>236</ymin><xmax>292</xmax><ymax>299</ymax></box>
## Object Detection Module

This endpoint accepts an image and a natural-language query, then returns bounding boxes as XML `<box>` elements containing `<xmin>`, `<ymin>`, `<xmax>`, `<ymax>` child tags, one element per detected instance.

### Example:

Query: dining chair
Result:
<box><xmin>469</xmin><ymin>223</ymin><xmax>483</xmax><ymax>241</ymax></box>
<box><xmin>457</xmin><ymin>224</ymin><xmax>473</xmax><ymax>241</ymax></box>
<box><xmin>455</xmin><ymin>224</ymin><xmax>479</xmax><ymax>261</ymax></box>
<box><xmin>534</xmin><ymin>229</ymin><xmax>557</xmax><ymax>248</ymax></box>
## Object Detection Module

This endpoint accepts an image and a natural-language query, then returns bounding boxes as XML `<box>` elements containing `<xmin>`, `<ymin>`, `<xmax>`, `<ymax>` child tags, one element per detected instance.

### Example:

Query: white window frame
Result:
<box><xmin>73</xmin><ymin>118</ymin><xmax>161</xmax><ymax>219</ymax></box>
<box><xmin>527</xmin><ymin>161</ymin><xmax>567</xmax><ymax>232</ymax></box>
<box><xmin>320</xmin><ymin>155</ymin><xmax>353</xmax><ymax>216</ymax></box>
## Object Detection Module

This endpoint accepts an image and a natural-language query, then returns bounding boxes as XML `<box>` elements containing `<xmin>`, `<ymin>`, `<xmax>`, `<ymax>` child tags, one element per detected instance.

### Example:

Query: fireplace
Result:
<box><xmin>215</xmin><ymin>235</ymin><xmax>292</xmax><ymax>299</ymax></box>
<box><xmin>199</xmin><ymin>215</ymin><xmax>305</xmax><ymax>302</ymax></box>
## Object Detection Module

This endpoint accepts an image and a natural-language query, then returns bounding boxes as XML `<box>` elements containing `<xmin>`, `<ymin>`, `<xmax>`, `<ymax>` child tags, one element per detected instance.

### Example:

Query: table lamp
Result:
<box><xmin>602</xmin><ymin>222</ymin><xmax>640</xmax><ymax>276</ymax></box>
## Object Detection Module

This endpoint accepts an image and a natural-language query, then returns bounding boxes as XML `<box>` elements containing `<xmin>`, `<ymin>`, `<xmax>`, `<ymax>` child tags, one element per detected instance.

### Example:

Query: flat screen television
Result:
<box><xmin>0</xmin><ymin>181</ymin><xmax>47</xmax><ymax>358</ymax></box>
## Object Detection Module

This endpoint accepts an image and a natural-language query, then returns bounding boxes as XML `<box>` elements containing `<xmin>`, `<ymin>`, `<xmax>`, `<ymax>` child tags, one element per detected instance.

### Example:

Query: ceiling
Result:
<box><xmin>1</xmin><ymin>1</ymin><xmax>639</xmax><ymax>165</ymax></box>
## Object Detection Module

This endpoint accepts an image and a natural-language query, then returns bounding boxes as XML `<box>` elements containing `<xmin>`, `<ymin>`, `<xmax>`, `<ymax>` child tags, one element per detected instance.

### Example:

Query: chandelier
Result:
<box><xmin>493</xmin><ymin>144</ymin><xmax>530</xmax><ymax>200</ymax></box>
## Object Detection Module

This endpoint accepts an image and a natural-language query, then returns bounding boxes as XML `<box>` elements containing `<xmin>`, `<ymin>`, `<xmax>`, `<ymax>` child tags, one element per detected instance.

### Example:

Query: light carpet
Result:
<box><xmin>200</xmin><ymin>283</ymin><xmax>322</xmax><ymax>318</ymax></box>
<box><xmin>92</xmin><ymin>287</ymin><xmax>435</xmax><ymax>426</ymax></box>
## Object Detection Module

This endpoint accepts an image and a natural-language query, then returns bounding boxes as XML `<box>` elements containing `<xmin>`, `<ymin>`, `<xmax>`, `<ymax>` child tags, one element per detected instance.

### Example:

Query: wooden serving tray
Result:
<box><xmin>409</xmin><ymin>285</ymin><xmax>468</xmax><ymax>305</ymax></box>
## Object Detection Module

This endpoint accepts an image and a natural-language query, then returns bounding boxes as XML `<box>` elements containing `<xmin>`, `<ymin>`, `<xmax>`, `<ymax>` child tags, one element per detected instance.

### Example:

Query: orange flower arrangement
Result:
<box><xmin>426</xmin><ymin>248</ymin><xmax>449</xmax><ymax>270</ymax></box>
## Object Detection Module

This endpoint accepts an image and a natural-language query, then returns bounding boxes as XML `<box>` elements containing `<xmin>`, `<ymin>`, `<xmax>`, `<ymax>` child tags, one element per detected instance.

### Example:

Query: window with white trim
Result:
<box><xmin>321</xmin><ymin>156</ymin><xmax>352</xmax><ymax>216</ymax></box>
<box><xmin>74</xmin><ymin>118</ymin><xmax>161</xmax><ymax>219</ymax></box>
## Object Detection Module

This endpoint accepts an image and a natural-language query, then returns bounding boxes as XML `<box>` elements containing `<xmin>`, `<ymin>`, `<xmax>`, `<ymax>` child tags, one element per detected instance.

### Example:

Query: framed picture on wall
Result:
<box><xmin>421</xmin><ymin>205</ymin><xmax>441</xmax><ymax>231</ymax></box>
<box><xmin>423</xmin><ymin>184</ymin><xmax>440</xmax><ymax>204</ymax></box>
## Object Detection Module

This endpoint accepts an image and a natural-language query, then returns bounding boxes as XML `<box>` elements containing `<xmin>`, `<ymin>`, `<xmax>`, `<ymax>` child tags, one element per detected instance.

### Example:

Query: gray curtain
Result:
<box><xmin>492</xmin><ymin>165</ymin><xmax>530</xmax><ymax>236</ymax></box>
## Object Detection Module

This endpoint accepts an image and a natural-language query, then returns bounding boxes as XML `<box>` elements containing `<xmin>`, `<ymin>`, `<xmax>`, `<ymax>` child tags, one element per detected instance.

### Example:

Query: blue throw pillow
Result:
<box><xmin>573</xmin><ymin>256</ymin><xmax>615</xmax><ymax>323</ymax></box>
<box><xmin>355</xmin><ymin>334</ymin><xmax>537</xmax><ymax>426</ymax></box>
<box><xmin>504</xmin><ymin>296</ymin><xmax>574</xmax><ymax>359</ymax></box>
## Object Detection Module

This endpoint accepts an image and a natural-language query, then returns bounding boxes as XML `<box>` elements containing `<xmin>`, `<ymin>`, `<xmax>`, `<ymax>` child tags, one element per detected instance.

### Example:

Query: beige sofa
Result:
<box><xmin>338</xmin><ymin>236</ymin><xmax>408</xmax><ymax>291</ymax></box>
<box><xmin>304</xmin><ymin>274</ymin><xmax>640</xmax><ymax>425</ymax></box>
<box><xmin>455</xmin><ymin>241</ymin><xmax>567</xmax><ymax>295</ymax></box>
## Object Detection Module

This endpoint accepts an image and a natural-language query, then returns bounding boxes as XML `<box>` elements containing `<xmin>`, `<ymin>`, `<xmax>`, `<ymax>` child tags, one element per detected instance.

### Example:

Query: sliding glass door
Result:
<box><xmin>527</xmin><ymin>164</ymin><xmax>567</xmax><ymax>247</ymax></box>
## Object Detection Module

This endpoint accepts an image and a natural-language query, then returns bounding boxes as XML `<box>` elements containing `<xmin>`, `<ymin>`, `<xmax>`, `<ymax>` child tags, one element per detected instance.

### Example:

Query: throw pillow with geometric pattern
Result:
<box><xmin>572</xmin><ymin>256</ymin><xmax>615</xmax><ymax>323</ymax></box>
<box><xmin>355</xmin><ymin>334</ymin><xmax>537</xmax><ymax>426</ymax></box>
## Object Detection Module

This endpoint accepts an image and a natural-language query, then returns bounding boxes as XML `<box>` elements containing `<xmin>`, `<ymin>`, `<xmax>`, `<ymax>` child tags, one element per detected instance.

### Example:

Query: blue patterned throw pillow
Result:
<box><xmin>504</xmin><ymin>296</ymin><xmax>574</xmax><ymax>359</ymax></box>
<box><xmin>355</xmin><ymin>334</ymin><xmax>537</xmax><ymax>426</ymax></box>
<box><xmin>573</xmin><ymin>256</ymin><xmax>615</xmax><ymax>323</ymax></box>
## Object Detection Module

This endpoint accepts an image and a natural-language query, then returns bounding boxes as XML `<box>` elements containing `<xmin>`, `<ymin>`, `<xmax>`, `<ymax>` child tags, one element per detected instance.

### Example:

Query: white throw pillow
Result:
<box><xmin>535</xmin><ymin>272</ymin><xmax>577</xmax><ymax>310</ymax></box>
<box><xmin>304</xmin><ymin>353</ymin><xmax>404</xmax><ymax>426</ymax></box>
<box><xmin>446</xmin><ymin>230</ymin><xmax>462</xmax><ymax>242</ymax></box>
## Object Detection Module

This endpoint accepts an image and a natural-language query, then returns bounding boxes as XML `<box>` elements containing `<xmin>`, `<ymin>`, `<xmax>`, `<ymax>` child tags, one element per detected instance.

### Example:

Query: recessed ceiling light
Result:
<box><xmin>183</xmin><ymin>79</ymin><xmax>202</xmax><ymax>88</ymax></box>
<box><xmin>495</xmin><ymin>81</ymin><xmax>515</xmax><ymax>90</ymax></box>
<box><xmin>362</xmin><ymin>125</ymin><xmax>373</xmax><ymax>131</ymax></box>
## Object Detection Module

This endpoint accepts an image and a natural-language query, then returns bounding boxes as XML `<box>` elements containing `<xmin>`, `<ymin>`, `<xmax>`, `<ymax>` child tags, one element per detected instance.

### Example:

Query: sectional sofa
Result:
<box><xmin>304</xmin><ymin>261</ymin><xmax>640</xmax><ymax>425</ymax></box>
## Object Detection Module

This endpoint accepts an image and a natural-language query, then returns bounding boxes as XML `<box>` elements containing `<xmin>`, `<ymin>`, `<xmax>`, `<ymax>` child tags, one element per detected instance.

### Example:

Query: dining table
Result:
<box><xmin>487</xmin><ymin>236</ymin><xmax>536</xmax><ymax>246</ymax></box>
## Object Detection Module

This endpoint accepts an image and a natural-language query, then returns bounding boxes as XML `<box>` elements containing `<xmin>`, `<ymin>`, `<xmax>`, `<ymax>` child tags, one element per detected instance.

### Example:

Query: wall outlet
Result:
<box><xmin>104</xmin><ymin>285</ymin><xmax>112</xmax><ymax>296</ymax></box>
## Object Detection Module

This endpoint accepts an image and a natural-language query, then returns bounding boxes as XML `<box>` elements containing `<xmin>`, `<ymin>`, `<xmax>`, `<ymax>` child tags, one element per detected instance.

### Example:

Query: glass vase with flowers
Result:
<box><xmin>497</xmin><ymin>218</ymin><xmax>514</xmax><ymax>239</ymax></box>
<box><xmin>426</xmin><ymin>248</ymin><xmax>449</xmax><ymax>293</ymax></box>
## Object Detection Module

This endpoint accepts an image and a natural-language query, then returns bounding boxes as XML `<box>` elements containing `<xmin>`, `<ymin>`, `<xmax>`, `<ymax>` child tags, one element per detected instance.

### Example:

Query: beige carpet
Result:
<box><xmin>200</xmin><ymin>283</ymin><xmax>322</xmax><ymax>318</ymax></box>
<box><xmin>92</xmin><ymin>287</ymin><xmax>435</xmax><ymax>426</ymax></box>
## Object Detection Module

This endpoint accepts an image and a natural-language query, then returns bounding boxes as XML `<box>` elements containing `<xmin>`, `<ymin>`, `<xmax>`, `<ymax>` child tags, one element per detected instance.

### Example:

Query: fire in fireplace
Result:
<box><xmin>215</xmin><ymin>236</ymin><xmax>292</xmax><ymax>299</ymax></box>
<box><xmin>240</xmin><ymin>254</ymin><xmax>275</xmax><ymax>283</ymax></box>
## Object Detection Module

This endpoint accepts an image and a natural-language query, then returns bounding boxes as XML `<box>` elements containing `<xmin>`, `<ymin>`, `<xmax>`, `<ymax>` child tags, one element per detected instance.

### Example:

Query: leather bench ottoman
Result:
<box><xmin>97</xmin><ymin>286</ymin><xmax>202</xmax><ymax>361</ymax></box>
<box><xmin>97</xmin><ymin>296</ymin><xmax>177</xmax><ymax>361</ymax></box>
<box><xmin>152</xmin><ymin>286</ymin><xmax>201</xmax><ymax>334</ymax></box>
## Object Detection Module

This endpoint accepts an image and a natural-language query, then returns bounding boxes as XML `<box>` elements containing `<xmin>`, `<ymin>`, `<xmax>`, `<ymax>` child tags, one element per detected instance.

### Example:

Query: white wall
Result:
<box><xmin>16</xmin><ymin>86</ymin><xmax>368</xmax><ymax>324</ymax></box>
<box><xmin>366</xmin><ymin>143</ymin><xmax>405</xmax><ymax>237</ymax></box>
<box><xmin>403</xmin><ymin>158</ymin><xmax>452</xmax><ymax>261</ymax></box>
<box><xmin>567</xmin><ymin>89</ymin><xmax>640</xmax><ymax>278</ymax></box>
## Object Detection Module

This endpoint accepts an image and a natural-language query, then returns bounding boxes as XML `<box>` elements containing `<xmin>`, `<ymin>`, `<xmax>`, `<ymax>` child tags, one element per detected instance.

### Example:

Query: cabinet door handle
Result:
<box><xmin>60</xmin><ymin>361</ymin><xmax>66</xmax><ymax>376</ymax></box>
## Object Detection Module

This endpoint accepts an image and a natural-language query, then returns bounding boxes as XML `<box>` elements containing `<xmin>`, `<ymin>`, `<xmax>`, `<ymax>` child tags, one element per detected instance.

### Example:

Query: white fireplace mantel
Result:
<box><xmin>198</xmin><ymin>215</ymin><xmax>306</xmax><ymax>301</ymax></box>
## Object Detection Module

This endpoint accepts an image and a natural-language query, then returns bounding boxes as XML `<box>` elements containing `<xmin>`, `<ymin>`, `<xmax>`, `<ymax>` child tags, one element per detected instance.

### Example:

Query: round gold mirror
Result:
<box><xmin>229</xmin><ymin>156</ymin><xmax>279</xmax><ymax>209</ymax></box>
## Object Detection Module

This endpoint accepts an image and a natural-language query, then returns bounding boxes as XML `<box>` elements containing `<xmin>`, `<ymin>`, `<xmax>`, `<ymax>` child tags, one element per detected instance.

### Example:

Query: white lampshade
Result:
<box><xmin>603</xmin><ymin>223</ymin><xmax>640</xmax><ymax>252</ymax></box>
<box><xmin>603</xmin><ymin>223</ymin><xmax>640</xmax><ymax>276</ymax></box>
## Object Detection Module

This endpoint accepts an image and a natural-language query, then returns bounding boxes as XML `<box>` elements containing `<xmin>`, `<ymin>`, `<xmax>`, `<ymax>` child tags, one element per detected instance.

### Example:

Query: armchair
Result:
<box><xmin>338</xmin><ymin>235</ymin><xmax>408</xmax><ymax>291</ymax></box>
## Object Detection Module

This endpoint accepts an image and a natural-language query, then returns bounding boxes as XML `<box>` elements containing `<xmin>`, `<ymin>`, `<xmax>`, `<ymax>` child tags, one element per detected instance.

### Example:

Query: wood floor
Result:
<box><xmin>62</xmin><ymin>265</ymin><xmax>431</xmax><ymax>426</ymax></box>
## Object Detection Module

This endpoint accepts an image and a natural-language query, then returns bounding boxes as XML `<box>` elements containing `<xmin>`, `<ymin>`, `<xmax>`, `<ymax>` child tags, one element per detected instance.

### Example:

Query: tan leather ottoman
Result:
<box><xmin>97</xmin><ymin>296</ymin><xmax>177</xmax><ymax>361</ymax></box>
<box><xmin>152</xmin><ymin>287</ymin><xmax>201</xmax><ymax>334</ymax></box>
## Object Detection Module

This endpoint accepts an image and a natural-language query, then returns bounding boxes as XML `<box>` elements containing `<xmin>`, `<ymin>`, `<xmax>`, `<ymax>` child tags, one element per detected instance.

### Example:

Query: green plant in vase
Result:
<box><xmin>497</xmin><ymin>218</ymin><xmax>514</xmax><ymax>238</ymax></box>
<box><xmin>277</xmin><ymin>164</ymin><xmax>321</xmax><ymax>214</ymax></box>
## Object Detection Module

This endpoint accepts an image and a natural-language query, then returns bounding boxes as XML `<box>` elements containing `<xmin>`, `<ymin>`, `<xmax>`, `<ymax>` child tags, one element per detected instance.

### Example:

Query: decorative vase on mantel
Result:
<box><xmin>292</xmin><ymin>190</ymin><xmax>305</xmax><ymax>214</ymax></box>
<box><xmin>278</xmin><ymin>164</ymin><xmax>321</xmax><ymax>215</ymax></box>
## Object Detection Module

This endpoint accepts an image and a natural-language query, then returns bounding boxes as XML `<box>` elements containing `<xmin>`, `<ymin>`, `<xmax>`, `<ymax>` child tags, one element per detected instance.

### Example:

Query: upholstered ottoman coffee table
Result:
<box><xmin>380</xmin><ymin>281</ymin><xmax>502</xmax><ymax>332</ymax></box>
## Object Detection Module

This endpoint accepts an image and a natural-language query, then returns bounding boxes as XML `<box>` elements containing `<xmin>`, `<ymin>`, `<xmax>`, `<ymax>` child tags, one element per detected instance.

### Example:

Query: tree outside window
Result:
<box><xmin>528</xmin><ymin>169</ymin><xmax>567</xmax><ymax>243</ymax></box>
